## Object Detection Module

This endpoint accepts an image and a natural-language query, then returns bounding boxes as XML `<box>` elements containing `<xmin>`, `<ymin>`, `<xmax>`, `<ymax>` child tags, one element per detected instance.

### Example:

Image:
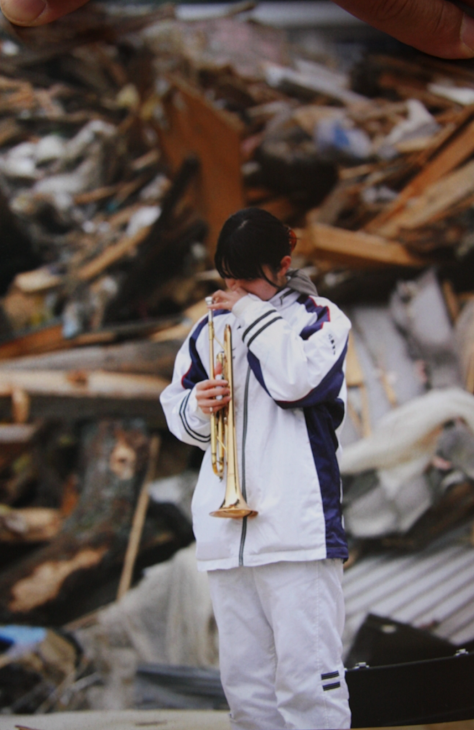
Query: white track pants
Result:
<box><xmin>207</xmin><ymin>559</ymin><xmax>351</xmax><ymax>730</ymax></box>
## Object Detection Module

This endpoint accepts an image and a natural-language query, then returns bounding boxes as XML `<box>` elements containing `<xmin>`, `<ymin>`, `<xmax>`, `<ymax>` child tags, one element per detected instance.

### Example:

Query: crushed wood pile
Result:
<box><xmin>0</xmin><ymin>0</ymin><xmax>474</xmax><ymax>714</ymax></box>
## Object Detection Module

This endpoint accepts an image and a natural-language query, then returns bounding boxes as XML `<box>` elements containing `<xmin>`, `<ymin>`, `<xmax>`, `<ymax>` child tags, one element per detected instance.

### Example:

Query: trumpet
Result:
<box><xmin>206</xmin><ymin>297</ymin><xmax>258</xmax><ymax>519</ymax></box>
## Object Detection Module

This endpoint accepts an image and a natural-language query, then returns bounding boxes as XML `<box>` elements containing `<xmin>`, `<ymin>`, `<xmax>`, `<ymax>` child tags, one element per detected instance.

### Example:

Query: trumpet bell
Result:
<box><xmin>210</xmin><ymin>499</ymin><xmax>258</xmax><ymax>519</ymax></box>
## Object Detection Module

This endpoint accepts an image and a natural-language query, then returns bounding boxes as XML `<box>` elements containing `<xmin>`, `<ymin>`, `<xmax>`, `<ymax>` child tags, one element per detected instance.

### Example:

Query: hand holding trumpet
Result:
<box><xmin>195</xmin><ymin>360</ymin><xmax>230</xmax><ymax>417</ymax></box>
<box><xmin>195</xmin><ymin>295</ymin><xmax>232</xmax><ymax>417</ymax></box>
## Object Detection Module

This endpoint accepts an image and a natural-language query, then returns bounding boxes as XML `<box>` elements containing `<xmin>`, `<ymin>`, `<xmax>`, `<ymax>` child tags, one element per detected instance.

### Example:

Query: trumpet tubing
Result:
<box><xmin>205</xmin><ymin>298</ymin><xmax>257</xmax><ymax>520</ymax></box>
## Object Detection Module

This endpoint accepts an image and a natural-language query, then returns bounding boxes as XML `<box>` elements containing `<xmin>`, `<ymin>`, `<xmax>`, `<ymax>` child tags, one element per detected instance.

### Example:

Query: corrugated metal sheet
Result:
<box><xmin>342</xmin><ymin>523</ymin><xmax>474</xmax><ymax>659</ymax></box>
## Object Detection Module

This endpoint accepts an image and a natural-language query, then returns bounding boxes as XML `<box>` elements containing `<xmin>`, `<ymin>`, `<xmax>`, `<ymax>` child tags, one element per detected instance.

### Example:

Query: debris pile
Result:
<box><xmin>0</xmin><ymin>1</ymin><xmax>474</xmax><ymax>713</ymax></box>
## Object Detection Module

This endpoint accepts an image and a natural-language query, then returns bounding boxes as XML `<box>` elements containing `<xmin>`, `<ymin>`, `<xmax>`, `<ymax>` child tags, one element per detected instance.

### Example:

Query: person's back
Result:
<box><xmin>161</xmin><ymin>208</ymin><xmax>352</xmax><ymax>729</ymax></box>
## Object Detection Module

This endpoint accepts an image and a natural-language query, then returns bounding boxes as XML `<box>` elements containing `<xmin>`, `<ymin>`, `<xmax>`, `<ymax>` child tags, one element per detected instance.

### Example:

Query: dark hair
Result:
<box><xmin>214</xmin><ymin>208</ymin><xmax>291</xmax><ymax>283</ymax></box>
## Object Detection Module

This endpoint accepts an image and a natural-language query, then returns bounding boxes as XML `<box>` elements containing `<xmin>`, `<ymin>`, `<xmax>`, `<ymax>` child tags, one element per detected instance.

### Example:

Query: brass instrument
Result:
<box><xmin>206</xmin><ymin>297</ymin><xmax>258</xmax><ymax>519</ymax></box>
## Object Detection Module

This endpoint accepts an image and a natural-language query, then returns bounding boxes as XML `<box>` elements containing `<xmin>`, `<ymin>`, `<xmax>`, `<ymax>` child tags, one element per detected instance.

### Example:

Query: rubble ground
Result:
<box><xmin>0</xmin><ymin>713</ymin><xmax>473</xmax><ymax>730</ymax></box>
<box><xmin>0</xmin><ymin>708</ymin><xmax>229</xmax><ymax>730</ymax></box>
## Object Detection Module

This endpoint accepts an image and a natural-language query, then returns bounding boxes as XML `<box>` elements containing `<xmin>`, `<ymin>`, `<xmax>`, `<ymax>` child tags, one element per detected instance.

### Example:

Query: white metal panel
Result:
<box><xmin>342</xmin><ymin>524</ymin><xmax>474</xmax><ymax>656</ymax></box>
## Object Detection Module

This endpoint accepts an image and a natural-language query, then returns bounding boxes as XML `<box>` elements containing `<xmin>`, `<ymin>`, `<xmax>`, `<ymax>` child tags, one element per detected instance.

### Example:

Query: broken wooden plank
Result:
<box><xmin>0</xmin><ymin>323</ymin><xmax>66</xmax><ymax>360</ymax></box>
<box><xmin>157</xmin><ymin>74</ymin><xmax>246</xmax><ymax>251</ymax></box>
<box><xmin>74</xmin><ymin>184</ymin><xmax>121</xmax><ymax>205</ymax></box>
<box><xmin>377</xmin><ymin>158</ymin><xmax>474</xmax><ymax>238</ymax></box>
<box><xmin>0</xmin><ymin>507</ymin><xmax>62</xmax><ymax>543</ymax></box>
<box><xmin>367</xmin><ymin>113</ymin><xmax>474</xmax><ymax>233</ymax></box>
<box><xmin>0</xmin><ymin>420</ymin><xmax>152</xmax><ymax>622</ymax></box>
<box><xmin>14</xmin><ymin>267</ymin><xmax>63</xmax><ymax>294</ymax></box>
<box><xmin>0</xmin><ymin>315</ymin><xmax>181</xmax><ymax>362</ymax></box>
<box><xmin>263</xmin><ymin>61</ymin><xmax>369</xmax><ymax>107</ymax></box>
<box><xmin>150</xmin><ymin>299</ymin><xmax>208</xmax><ymax>343</ymax></box>
<box><xmin>0</xmin><ymin>371</ymin><xmax>170</xmax><ymax>425</ymax></box>
<box><xmin>0</xmin><ymin>370</ymin><xmax>168</xmax><ymax>401</ymax></box>
<box><xmin>117</xmin><ymin>435</ymin><xmax>161</xmax><ymax>601</ymax></box>
<box><xmin>301</xmin><ymin>219</ymin><xmax>432</xmax><ymax>269</ymax></box>
<box><xmin>0</xmin><ymin>339</ymin><xmax>180</xmax><ymax>379</ymax></box>
<box><xmin>76</xmin><ymin>226</ymin><xmax>150</xmax><ymax>282</ymax></box>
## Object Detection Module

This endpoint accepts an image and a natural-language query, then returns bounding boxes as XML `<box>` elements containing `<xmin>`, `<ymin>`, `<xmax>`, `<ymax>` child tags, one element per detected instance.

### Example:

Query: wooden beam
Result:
<box><xmin>117</xmin><ymin>435</ymin><xmax>161</xmax><ymax>601</ymax></box>
<box><xmin>0</xmin><ymin>317</ymin><xmax>181</xmax><ymax>361</ymax></box>
<box><xmin>367</xmin><ymin>114</ymin><xmax>474</xmax><ymax>234</ymax></box>
<box><xmin>0</xmin><ymin>507</ymin><xmax>61</xmax><ymax>543</ymax></box>
<box><xmin>0</xmin><ymin>339</ymin><xmax>180</xmax><ymax>379</ymax></box>
<box><xmin>157</xmin><ymin>74</ymin><xmax>245</xmax><ymax>251</ymax></box>
<box><xmin>0</xmin><ymin>323</ymin><xmax>66</xmax><ymax>360</ymax></box>
<box><xmin>76</xmin><ymin>226</ymin><xmax>150</xmax><ymax>282</ymax></box>
<box><xmin>0</xmin><ymin>370</ymin><xmax>169</xmax><ymax>400</ymax></box>
<box><xmin>0</xmin><ymin>371</ymin><xmax>170</xmax><ymax>424</ymax></box>
<box><xmin>376</xmin><ymin>158</ymin><xmax>474</xmax><ymax>239</ymax></box>
<box><xmin>301</xmin><ymin>220</ymin><xmax>432</xmax><ymax>269</ymax></box>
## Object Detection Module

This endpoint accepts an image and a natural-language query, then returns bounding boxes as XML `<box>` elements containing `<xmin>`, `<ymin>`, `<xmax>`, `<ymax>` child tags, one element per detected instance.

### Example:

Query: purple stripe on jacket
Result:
<box><xmin>181</xmin><ymin>310</ymin><xmax>228</xmax><ymax>390</ymax></box>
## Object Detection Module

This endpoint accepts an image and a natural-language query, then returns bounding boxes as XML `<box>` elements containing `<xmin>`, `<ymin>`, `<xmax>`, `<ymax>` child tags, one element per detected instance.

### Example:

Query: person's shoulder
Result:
<box><xmin>295</xmin><ymin>294</ymin><xmax>351</xmax><ymax>329</ymax></box>
<box><xmin>293</xmin><ymin>292</ymin><xmax>339</xmax><ymax>311</ymax></box>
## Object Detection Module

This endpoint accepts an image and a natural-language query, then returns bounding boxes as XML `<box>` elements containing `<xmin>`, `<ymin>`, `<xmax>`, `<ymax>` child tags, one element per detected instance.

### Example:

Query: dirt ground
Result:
<box><xmin>0</xmin><ymin>712</ymin><xmax>473</xmax><ymax>730</ymax></box>
<box><xmin>0</xmin><ymin>709</ymin><xmax>228</xmax><ymax>730</ymax></box>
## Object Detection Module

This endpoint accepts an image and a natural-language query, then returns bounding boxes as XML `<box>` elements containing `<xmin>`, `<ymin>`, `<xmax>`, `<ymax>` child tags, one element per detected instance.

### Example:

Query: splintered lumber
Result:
<box><xmin>103</xmin><ymin>157</ymin><xmax>205</xmax><ymax>322</ymax></box>
<box><xmin>0</xmin><ymin>339</ymin><xmax>181</xmax><ymax>380</ymax></box>
<box><xmin>366</xmin><ymin>113</ymin><xmax>474</xmax><ymax>234</ymax></box>
<box><xmin>301</xmin><ymin>220</ymin><xmax>431</xmax><ymax>269</ymax></box>
<box><xmin>0</xmin><ymin>323</ymin><xmax>66</xmax><ymax>360</ymax></box>
<box><xmin>0</xmin><ymin>507</ymin><xmax>61</xmax><ymax>543</ymax></box>
<box><xmin>76</xmin><ymin>226</ymin><xmax>151</xmax><ymax>282</ymax></box>
<box><xmin>117</xmin><ymin>435</ymin><xmax>161</xmax><ymax>601</ymax></box>
<box><xmin>0</xmin><ymin>371</ymin><xmax>170</xmax><ymax>424</ymax></box>
<box><xmin>0</xmin><ymin>420</ymin><xmax>160</xmax><ymax>623</ymax></box>
<box><xmin>376</xmin><ymin>158</ymin><xmax>474</xmax><ymax>239</ymax></box>
<box><xmin>0</xmin><ymin>317</ymin><xmax>181</xmax><ymax>362</ymax></box>
<box><xmin>263</xmin><ymin>61</ymin><xmax>368</xmax><ymax>106</ymax></box>
<box><xmin>14</xmin><ymin>267</ymin><xmax>63</xmax><ymax>294</ymax></box>
<box><xmin>151</xmin><ymin>299</ymin><xmax>209</xmax><ymax>343</ymax></box>
<box><xmin>0</xmin><ymin>370</ymin><xmax>168</xmax><ymax>399</ymax></box>
<box><xmin>157</xmin><ymin>74</ymin><xmax>246</xmax><ymax>250</ymax></box>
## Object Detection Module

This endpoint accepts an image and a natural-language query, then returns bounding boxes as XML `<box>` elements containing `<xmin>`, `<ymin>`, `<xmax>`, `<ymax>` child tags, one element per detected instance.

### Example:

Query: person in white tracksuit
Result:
<box><xmin>160</xmin><ymin>208</ymin><xmax>352</xmax><ymax>730</ymax></box>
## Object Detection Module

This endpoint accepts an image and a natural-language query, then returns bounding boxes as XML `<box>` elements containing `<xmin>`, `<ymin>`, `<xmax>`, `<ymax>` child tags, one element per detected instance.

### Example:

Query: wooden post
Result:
<box><xmin>116</xmin><ymin>434</ymin><xmax>161</xmax><ymax>601</ymax></box>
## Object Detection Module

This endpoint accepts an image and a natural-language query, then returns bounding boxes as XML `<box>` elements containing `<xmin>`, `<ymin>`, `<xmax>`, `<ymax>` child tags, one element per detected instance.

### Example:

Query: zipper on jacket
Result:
<box><xmin>238</xmin><ymin>366</ymin><xmax>251</xmax><ymax>567</ymax></box>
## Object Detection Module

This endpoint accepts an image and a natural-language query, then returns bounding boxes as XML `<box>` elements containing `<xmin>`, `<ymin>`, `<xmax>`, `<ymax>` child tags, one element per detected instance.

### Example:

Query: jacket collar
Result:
<box><xmin>268</xmin><ymin>269</ymin><xmax>317</xmax><ymax>309</ymax></box>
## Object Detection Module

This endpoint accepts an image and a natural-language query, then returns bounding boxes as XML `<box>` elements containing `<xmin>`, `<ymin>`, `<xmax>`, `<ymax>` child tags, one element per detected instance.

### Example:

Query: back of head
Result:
<box><xmin>215</xmin><ymin>208</ymin><xmax>291</xmax><ymax>281</ymax></box>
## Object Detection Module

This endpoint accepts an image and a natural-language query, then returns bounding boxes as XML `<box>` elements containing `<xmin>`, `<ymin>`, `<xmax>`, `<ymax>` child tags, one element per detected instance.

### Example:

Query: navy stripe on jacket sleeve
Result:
<box><xmin>181</xmin><ymin>317</ymin><xmax>209</xmax><ymax>390</ymax></box>
<box><xmin>181</xmin><ymin>310</ymin><xmax>228</xmax><ymax>390</ymax></box>
<box><xmin>299</xmin><ymin>295</ymin><xmax>331</xmax><ymax>340</ymax></box>
<box><xmin>179</xmin><ymin>391</ymin><xmax>210</xmax><ymax>443</ymax></box>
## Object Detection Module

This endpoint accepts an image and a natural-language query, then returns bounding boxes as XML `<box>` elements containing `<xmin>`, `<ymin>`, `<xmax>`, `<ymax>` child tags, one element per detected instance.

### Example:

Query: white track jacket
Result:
<box><xmin>160</xmin><ymin>285</ymin><xmax>351</xmax><ymax>572</ymax></box>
